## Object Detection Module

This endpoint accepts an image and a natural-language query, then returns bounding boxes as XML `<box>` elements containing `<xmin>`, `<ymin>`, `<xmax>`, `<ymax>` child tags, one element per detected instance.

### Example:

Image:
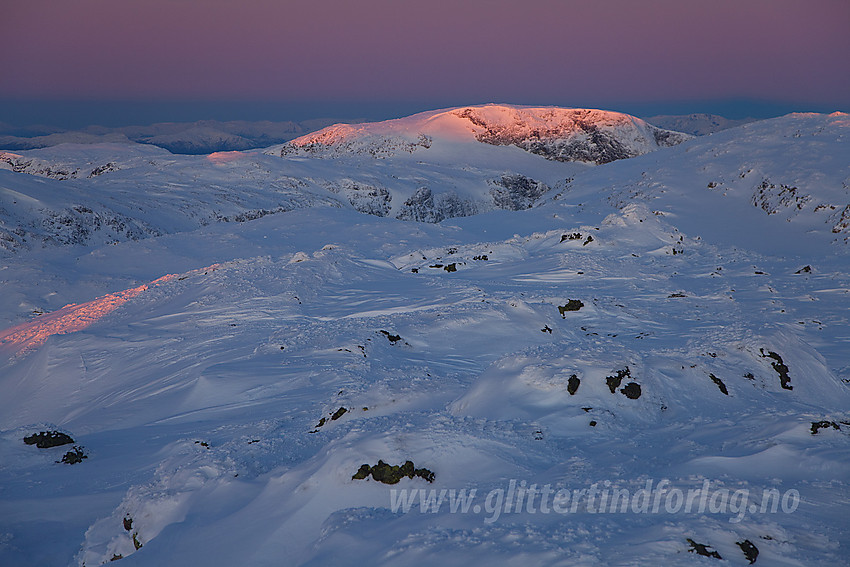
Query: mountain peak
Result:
<box><xmin>275</xmin><ymin>104</ymin><xmax>691</xmax><ymax>164</ymax></box>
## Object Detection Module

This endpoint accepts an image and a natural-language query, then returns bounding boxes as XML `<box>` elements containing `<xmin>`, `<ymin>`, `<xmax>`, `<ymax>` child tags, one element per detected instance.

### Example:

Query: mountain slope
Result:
<box><xmin>0</xmin><ymin>110</ymin><xmax>848</xmax><ymax>566</ymax></box>
<box><xmin>545</xmin><ymin>111</ymin><xmax>850</xmax><ymax>253</ymax></box>
<box><xmin>273</xmin><ymin>104</ymin><xmax>691</xmax><ymax>163</ymax></box>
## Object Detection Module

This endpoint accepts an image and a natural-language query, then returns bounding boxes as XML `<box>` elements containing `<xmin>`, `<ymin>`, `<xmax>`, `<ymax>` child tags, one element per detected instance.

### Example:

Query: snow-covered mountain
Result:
<box><xmin>273</xmin><ymin>104</ymin><xmax>691</xmax><ymax>163</ymax></box>
<box><xmin>0</xmin><ymin>107</ymin><xmax>848</xmax><ymax>567</ymax></box>
<box><xmin>0</xmin><ymin>106</ymin><xmax>692</xmax><ymax>252</ymax></box>
<box><xmin>0</xmin><ymin>119</ymin><xmax>344</xmax><ymax>154</ymax></box>
<box><xmin>643</xmin><ymin>113</ymin><xmax>756</xmax><ymax>136</ymax></box>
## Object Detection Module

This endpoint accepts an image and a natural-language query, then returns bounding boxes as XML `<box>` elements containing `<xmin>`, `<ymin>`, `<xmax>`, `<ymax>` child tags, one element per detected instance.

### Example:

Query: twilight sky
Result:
<box><xmin>1</xmin><ymin>0</ymin><xmax>848</xmax><ymax>125</ymax></box>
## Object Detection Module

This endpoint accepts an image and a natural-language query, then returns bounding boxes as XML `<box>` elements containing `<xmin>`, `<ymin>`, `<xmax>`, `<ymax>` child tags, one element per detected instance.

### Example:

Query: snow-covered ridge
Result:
<box><xmin>273</xmin><ymin>104</ymin><xmax>692</xmax><ymax>163</ymax></box>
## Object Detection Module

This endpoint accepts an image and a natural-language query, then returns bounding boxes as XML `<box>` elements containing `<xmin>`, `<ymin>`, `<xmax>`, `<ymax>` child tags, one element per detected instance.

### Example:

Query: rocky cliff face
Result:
<box><xmin>452</xmin><ymin>106</ymin><xmax>690</xmax><ymax>164</ymax></box>
<box><xmin>276</xmin><ymin>104</ymin><xmax>691</xmax><ymax>164</ymax></box>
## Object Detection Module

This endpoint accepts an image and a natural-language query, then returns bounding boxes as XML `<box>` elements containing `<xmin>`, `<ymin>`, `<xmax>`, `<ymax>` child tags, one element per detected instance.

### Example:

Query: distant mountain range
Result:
<box><xmin>0</xmin><ymin>109</ymin><xmax>750</xmax><ymax>155</ymax></box>
<box><xmin>0</xmin><ymin>118</ymin><xmax>347</xmax><ymax>154</ymax></box>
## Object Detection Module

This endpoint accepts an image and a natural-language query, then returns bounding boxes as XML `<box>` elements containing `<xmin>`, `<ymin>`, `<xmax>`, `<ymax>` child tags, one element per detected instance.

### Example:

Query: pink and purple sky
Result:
<box><xmin>1</xmin><ymin>0</ymin><xmax>848</xmax><ymax>126</ymax></box>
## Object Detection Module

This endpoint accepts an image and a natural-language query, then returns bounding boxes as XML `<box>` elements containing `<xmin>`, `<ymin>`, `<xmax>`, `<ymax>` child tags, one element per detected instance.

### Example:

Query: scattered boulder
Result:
<box><xmin>331</xmin><ymin>407</ymin><xmax>348</xmax><ymax>421</ymax></box>
<box><xmin>352</xmin><ymin>460</ymin><xmax>435</xmax><ymax>484</ymax></box>
<box><xmin>558</xmin><ymin>300</ymin><xmax>584</xmax><ymax>317</ymax></box>
<box><xmin>810</xmin><ymin>420</ymin><xmax>840</xmax><ymax>435</ymax></box>
<box><xmin>795</xmin><ymin>265</ymin><xmax>812</xmax><ymax>274</ymax></box>
<box><xmin>567</xmin><ymin>375</ymin><xmax>580</xmax><ymax>395</ymax></box>
<box><xmin>560</xmin><ymin>233</ymin><xmax>582</xmax><ymax>242</ymax></box>
<box><xmin>379</xmin><ymin>330</ymin><xmax>404</xmax><ymax>344</ymax></box>
<box><xmin>444</xmin><ymin>263</ymin><xmax>457</xmax><ymax>272</ymax></box>
<box><xmin>687</xmin><ymin>539</ymin><xmax>722</xmax><ymax>559</ymax></box>
<box><xmin>58</xmin><ymin>446</ymin><xmax>87</xmax><ymax>465</ymax></box>
<box><xmin>737</xmin><ymin>539</ymin><xmax>759</xmax><ymax>564</ymax></box>
<box><xmin>620</xmin><ymin>382</ymin><xmax>642</xmax><ymax>399</ymax></box>
<box><xmin>23</xmin><ymin>431</ymin><xmax>74</xmax><ymax>448</ymax></box>
<box><xmin>606</xmin><ymin>367</ymin><xmax>631</xmax><ymax>393</ymax></box>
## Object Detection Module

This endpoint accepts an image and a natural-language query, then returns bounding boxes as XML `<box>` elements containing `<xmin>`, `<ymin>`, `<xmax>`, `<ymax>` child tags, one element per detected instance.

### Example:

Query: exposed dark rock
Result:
<box><xmin>620</xmin><ymin>382</ymin><xmax>642</xmax><ymax>399</ymax></box>
<box><xmin>23</xmin><ymin>431</ymin><xmax>74</xmax><ymax>449</ymax></box>
<box><xmin>736</xmin><ymin>539</ymin><xmax>759</xmax><ymax>564</ymax></box>
<box><xmin>352</xmin><ymin>460</ymin><xmax>435</xmax><ymax>484</ymax></box>
<box><xmin>88</xmin><ymin>162</ymin><xmax>118</xmax><ymax>178</ymax></box>
<box><xmin>444</xmin><ymin>263</ymin><xmax>457</xmax><ymax>272</ymax></box>
<box><xmin>606</xmin><ymin>367</ymin><xmax>631</xmax><ymax>393</ymax></box>
<box><xmin>58</xmin><ymin>446</ymin><xmax>88</xmax><ymax>465</ymax></box>
<box><xmin>490</xmin><ymin>174</ymin><xmax>550</xmax><ymax>210</ymax></box>
<box><xmin>541</xmin><ymin>325</ymin><xmax>552</xmax><ymax>334</ymax></box>
<box><xmin>379</xmin><ymin>330</ymin><xmax>406</xmax><ymax>345</ymax></box>
<box><xmin>810</xmin><ymin>420</ymin><xmax>840</xmax><ymax>435</ymax></box>
<box><xmin>583</xmin><ymin>235</ymin><xmax>594</xmax><ymax>246</ymax></box>
<box><xmin>709</xmin><ymin>373</ymin><xmax>729</xmax><ymax>395</ymax></box>
<box><xmin>331</xmin><ymin>407</ymin><xmax>348</xmax><ymax>421</ymax></box>
<box><xmin>795</xmin><ymin>265</ymin><xmax>812</xmax><ymax>274</ymax></box>
<box><xmin>558</xmin><ymin>300</ymin><xmax>584</xmax><ymax>317</ymax></box>
<box><xmin>329</xmin><ymin>182</ymin><xmax>391</xmax><ymax>217</ymax></box>
<box><xmin>687</xmin><ymin>539</ymin><xmax>722</xmax><ymax>559</ymax></box>
<box><xmin>123</xmin><ymin>516</ymin><xmax>133</xmax><ymax>532</ymax></box>
<box><xmin>567</xmin><ymin>375</ymin><xmax>580</xmax><ymax>395</ymax></box>
<box><xmin>454</xmin><ymin>107</ymin><xmax>689</xmax><ymax>164</ymax></box>
<box><xmin>395</xmin><ymin>187</ymin><xmax>477</xmax><ymax>223</ymax></box>
<box><xmin>589</xmin><ymin>421</ymin><xmax>597</xmax><ymax>427</ymax></box>
<box><xmin>760</xmin><ymin>349</ymin><xmax>792</xmax><ymax>390</ymax></box>
<box><xmin>752</xmin><ymin>179</ymin><xmax>810</xmax><ymax>215</ymax></box>
<box><xmin>561</xmin><ymin>233</ymin><xmax>582</xmax><ymax>242</ymax></box>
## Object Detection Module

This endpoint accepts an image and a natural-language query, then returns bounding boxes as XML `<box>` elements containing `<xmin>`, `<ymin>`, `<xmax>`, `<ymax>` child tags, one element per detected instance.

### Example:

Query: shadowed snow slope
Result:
<box><xmin>0</xmin><ymin>110</ymin><xmax>848</xmax><ymax>567</ymax></box>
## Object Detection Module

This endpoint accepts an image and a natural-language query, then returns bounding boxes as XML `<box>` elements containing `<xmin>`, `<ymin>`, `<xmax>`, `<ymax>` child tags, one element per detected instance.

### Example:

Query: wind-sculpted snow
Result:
<box><xmin>0</xmin><ymin>110</ymin><xmax>848</xmax><ymax>566</ymax></box>
<box><xmin>0</xmin><ymin>265</ymin><xmax>219</xmax><ymax>355</ymax></box>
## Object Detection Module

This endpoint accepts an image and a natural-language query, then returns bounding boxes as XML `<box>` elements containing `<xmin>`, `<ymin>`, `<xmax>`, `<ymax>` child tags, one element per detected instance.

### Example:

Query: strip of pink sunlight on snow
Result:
<box><xmin>0</xmin><ymin>264</ymin><xmax>221</xmax><ymax>355</ymax></box>
<box><xmin>206</xmin><ymin>151</ymin><xmax>247</xmax><ymax>165</ymax></box>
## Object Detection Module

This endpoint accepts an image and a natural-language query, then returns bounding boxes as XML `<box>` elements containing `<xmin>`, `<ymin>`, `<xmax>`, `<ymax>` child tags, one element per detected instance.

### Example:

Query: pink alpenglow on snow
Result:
<box><xmin>0</xmin><ymin>265</ymin><xmax>221</xmax><ymax>354</ymax></box>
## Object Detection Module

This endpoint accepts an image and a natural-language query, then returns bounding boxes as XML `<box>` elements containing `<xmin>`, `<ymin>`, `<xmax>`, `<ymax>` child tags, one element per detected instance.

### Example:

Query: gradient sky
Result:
<box><xmin>1</xmin><ymin>0</ymin><xmax>848</xmax><ymax>125</ymax></box>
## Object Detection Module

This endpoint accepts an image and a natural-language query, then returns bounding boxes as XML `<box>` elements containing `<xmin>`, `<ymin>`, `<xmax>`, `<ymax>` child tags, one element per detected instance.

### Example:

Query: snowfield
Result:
<box><xmin>0</xmin><ymin>106</ymin><xmax>848</xmax><ymax>566</ymax></box>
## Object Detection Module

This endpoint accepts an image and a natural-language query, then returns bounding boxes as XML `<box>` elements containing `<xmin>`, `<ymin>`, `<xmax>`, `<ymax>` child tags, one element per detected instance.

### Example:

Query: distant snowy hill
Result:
<box><xmin>273</xmin><ymin>104</ymin><xmax>691</xmax><ymax>163</ymax></box>
<box><xmin>0</xmin><ymin>107</ymin><xmax>848</xmax><ymax>567</ymax></box>
<box><xmin>643</xmin><ymin>113</ymin><xmax>756</xmax><ymax>136</ymax></box>
<box><xmin>545</xmin><ymin>112</ymin><xmax>850</xmax><ymax>252</ymax></box>
<box><xmin>0</xmin><ymin>119</ymin><xmax>345</xmax><ymax>155</ymax></box>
